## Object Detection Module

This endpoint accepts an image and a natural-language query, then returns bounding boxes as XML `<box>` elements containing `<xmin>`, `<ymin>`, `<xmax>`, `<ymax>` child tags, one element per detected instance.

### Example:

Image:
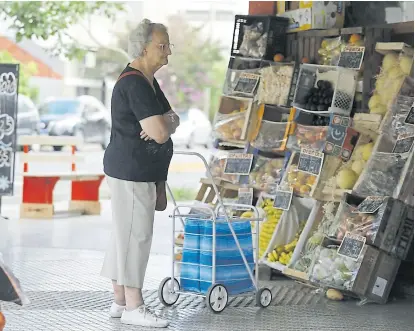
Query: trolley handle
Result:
<box><xmin>170</xmin><ymin>204</ymin><xmax>216</xmax><ymax>221</ymax></box>
<box><xmin>215</xmin><ymin>203</ymin><xmax>261</xmax><ymax>220</ymax></box>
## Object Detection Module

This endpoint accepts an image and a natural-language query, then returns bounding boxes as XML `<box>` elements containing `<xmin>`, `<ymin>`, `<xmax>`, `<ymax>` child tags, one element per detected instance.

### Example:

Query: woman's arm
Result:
<box><xmin>141</xmin><ymin>109</ymin><xmax>180</xmax><ymax>142</ymax></box>
<box><xmin>163</xmin><ymin>109</ymin><xmax>180</xmax><ymax>134</ymax></box>
<box><xmin>139</xmin><ymin>116</ymin><xmax>170</xmax><ymax>144</ymax></box>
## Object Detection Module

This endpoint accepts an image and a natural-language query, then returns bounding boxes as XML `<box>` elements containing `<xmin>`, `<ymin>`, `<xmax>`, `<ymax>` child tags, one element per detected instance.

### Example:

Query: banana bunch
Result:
<box><xmin>267</xmin><ymin>220</ymin><xmax>307</xmax><ymax>266</ymax></box>
<box><xmin>241</xmin><ymin>211</ymin><xmax>254</xmax><ymax>219</ymax></box>
<box><xmin>259</xmin><ymin>198</ymin><xmax>283</xmax><ymax>258</ymax></box>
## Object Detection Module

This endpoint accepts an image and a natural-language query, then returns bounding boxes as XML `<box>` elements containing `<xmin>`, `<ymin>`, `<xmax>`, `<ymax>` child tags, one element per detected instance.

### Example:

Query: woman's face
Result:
<box><xmin>145</xmin><ymin>29</ymin><xmax>172</xmax><ymax>68</ymax></box>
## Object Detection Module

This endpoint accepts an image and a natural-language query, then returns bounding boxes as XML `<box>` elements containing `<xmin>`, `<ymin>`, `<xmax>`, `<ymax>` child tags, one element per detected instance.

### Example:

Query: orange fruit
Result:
<box><xmin>273</xmin><ymin>53</ymin><xmax>285</xmax><ymax>62</ymax></box>
<box><xmin>0</xmin><ymin>312</ymin><xmax>5</xmax><ymax>330</ymax></box>
<box><xmin>349</xmin><ymin>34</ymin><xmax>362</xmax><ymax>44</ymax></box>
<box><xmin>302</xmin><ymin>57</ymin><xmax>310</xmax><ymax>64</ymax></box>
<box><xmin>306</xmin><ymin>176</ymin><xmax>316</xmax><ymax>186</ymax></box>
<box><xmin>300</xmin><ymin>185</ymin><xmax>311</xmax><ymax>195</ymax></box>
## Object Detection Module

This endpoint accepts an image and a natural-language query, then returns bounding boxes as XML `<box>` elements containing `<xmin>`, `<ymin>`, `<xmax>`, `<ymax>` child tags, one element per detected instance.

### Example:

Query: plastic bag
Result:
<box><xmin>381</xmin><ymin>95</ymin><xmax>414</xmax><ymax>140</ymax></box>
<box><xmin>281</xmin><ymin>155</ymin><xmax>319</xmax><ymax>198</ymax></box>
<box><xmin>293</xmin><ymin>202</ymin><xmax>340</xmax><ymax>273</ymax></box>
<box><xmin>264</xmin><ymin>197</ymin><xmax>310</xmax><ymax>267</ymax></box>
<box><xmin>214</xmin><ymin>96</ymin><xmax>253</xmax><ymax>142</ymax></box>
<box><xmin>328</xmin><ymin>199</ymin><xmax>385</xmax><ymax>244</ymax></box>
<box><xmin>309</xmin><ymin>245</ymin><xmax>365</xmax><ymax>291</ymax></box>
<box><xmin>287</xmin><ymin>124</ymin><xmax>328</xmax><ymax>152</ymax></box>
<box><xmin>354</xmin><ymin>151</ymin><xmax>411</xmax><ymax>197</ymax></box>
<box><xmin>214</xmin><ymin>112</ymin><xmax>246</xmax><ymax>141</ymax></box>
<box><xmin>318</xmin><ymin>37</ymin><xmax>344</xmax><ymax>65</ymax></box>
<box><xmin>251</xmin><ymin>120</ymin><xmax>290</xmax><ymax>152</ymax></box>
<box><xmin>248</xmin><ymin>155</ymin><xmax>285</xmax><ymax>193</ymax></box>
<box><xmin>257</xmin><ymin>63</ymin><xmax>294</xmax><ymax>106</ymax></box>
<box><xmin>239</xmin><ymin>23</ymin><xmax>267</xmax><ymax>58</ymax></box>
<box><xmin>0</xmin><ymin>253</ymin><xmax>30</xmax><ymax>306</ymax></box>
<box><xmin>208</xmin><ymin>150</ymin><xmax>240</xmax><ymax>184</ymax></box>
<box><xmin>223</xmin><ymin>68</ymin><xmax>260</xmax><ymax>97</ymax></box>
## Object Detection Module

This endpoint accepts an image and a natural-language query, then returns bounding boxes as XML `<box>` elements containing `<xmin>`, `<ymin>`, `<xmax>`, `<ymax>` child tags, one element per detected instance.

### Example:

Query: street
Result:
<box><xmin>1</xmin><ymin>145</ymin><xmax>213</xmax><ymax>206</ymax></box>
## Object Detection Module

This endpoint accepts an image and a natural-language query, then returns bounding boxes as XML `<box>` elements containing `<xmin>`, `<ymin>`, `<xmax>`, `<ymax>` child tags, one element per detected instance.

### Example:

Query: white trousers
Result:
<box><xmin>101</xmin><ymin>176</ymin><xmax>156</xmax><ymax>288</ymax></box>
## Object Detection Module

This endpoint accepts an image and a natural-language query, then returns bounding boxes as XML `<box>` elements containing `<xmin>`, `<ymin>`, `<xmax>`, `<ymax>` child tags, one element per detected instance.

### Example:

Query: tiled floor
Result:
<box><xmin>0</xmin><ymin>201</ymin><xmax>413</xmax><ymax>330</ymax></box>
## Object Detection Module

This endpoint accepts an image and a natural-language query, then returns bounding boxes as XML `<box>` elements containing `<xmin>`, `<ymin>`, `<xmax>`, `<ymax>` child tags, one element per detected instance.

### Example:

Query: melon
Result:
<box><xmin>399</xmin><ymin>55</ymin><xmax>413</xmax><ymax>75</ymax></box>
<box><xmin>382</xmin><ymin>52</ymin><xmax>399</xmax><ymax>72</ymax></box>
<box><xmin>336</xmin><ymin>169</ymin><xmax>358</xmax><ymax>189</ymax></box>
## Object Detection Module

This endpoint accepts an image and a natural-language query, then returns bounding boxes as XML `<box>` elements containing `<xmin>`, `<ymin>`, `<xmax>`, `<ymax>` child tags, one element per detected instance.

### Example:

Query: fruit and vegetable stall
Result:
<box><xmin>175</xmin><ymin>7</ymin><xmax>414</xmax><ymax>305</ymax></box>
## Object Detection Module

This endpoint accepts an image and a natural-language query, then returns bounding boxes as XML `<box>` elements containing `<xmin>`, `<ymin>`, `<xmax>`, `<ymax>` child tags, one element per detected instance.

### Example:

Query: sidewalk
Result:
<box><xmin>0</xmin><ymin>200</ymin><xmax>413</xmax><ymax>331</ymax></box>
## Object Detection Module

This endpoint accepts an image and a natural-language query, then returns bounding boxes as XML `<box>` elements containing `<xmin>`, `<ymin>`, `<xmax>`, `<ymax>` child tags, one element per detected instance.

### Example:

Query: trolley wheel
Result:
<box><xmin>256</xmin><ymin>288</ymin><xmax>272</xmax><ymax>308</ymax></box>
<box><xmin>158</xmin><ymin>277</ymin><xmax>180</xmax><ymax>307</ymax></box>
<box><xmin>206</xmin><ymin>284</ymin><xmax>228</xmax><ymax>313</ymax></box>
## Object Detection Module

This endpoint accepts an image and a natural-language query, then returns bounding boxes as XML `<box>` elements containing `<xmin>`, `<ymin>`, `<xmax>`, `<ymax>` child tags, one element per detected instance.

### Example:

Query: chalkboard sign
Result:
<box><xmin>0</xmin><ymin>64</ymin><xmax>19</xmax><ymax>196</ymax></box>
<box><xmin>393</xmin><ymin>133</ymin><xmax>414</xmax><ymax>154</ymax></box>
<box><xmin>337</xmin><ymin>232</ymin><xmax>366</xmax><ymax>261</ymax></box>
<box><xmin>404</xmin><ymin>105</ymin><xmax>414</xmax><ymax>126</ymax></box>
<box><xmin>337</xmin><ymin>46</ymin><xmax>365</xmax><ymax>70</ymax></box>
<box><xmin>353</xmin><ymin>196</ymin><xmax>385</xmax><ymax>214</ymax></box>
<box><xmin>224</xmin><ymin>153</ymin><xmax>253</xmax><ymax>175</ymax></box>
<box><xmin>297</xmin><ymin>148</ymin><xmax>324</xmax><ymax>176</ymax></box>
<box><xmin>273</xmin><ymin>187</ymin><xmax>293</xmax><ymax>211</ymax></box>
<box><xmin>233</xmin><ymin>72</ymin><xmax>260</xmax><ymax>95</ymax></box>
<box><xmin>237</xmin><ymin>187</ymin><xmax>253</xmax><ymax>210</ymax></box>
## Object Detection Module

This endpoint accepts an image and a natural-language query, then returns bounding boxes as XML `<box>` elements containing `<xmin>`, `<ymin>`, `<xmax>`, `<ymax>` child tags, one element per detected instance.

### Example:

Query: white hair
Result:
<box><xmin>128</xmin><ymin>18</ymin><xmax>168</xmax><ymax>59</ymax></box>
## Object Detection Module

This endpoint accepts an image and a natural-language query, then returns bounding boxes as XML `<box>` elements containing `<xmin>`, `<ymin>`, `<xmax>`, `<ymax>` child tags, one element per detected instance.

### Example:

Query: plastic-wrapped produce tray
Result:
<box><xmin>231</xmin><ymin>15</ymin><xmax>289</xmax><ymax>60</ymax></box>
<box><xmin>293</xmin><ymin>64</ymin><xmax>358</xmax><ymax>116</ymax></box>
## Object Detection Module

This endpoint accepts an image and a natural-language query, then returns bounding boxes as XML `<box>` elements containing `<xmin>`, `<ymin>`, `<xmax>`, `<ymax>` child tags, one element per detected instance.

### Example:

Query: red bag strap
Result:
<box><xmin>116</xmin><ymin>70</ymin><xmax>144</xmax><ymax>82</ymax></box>
<box><xmin>116</xmin><ymin>70</ymin><xmax>155</xmax><ymax>94</ymax></box>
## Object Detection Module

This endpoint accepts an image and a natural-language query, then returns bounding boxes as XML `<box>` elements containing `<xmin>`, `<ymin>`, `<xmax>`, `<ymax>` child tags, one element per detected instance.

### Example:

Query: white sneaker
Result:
<box><xmin>121</xmin><ymin>306</ymin><xmax>169</xmax><ymax>328</ymax></box>
<box><xmin>109</xmin><ymin>302</ymin><xmax>126</xmax><ymax>318</ymax></box>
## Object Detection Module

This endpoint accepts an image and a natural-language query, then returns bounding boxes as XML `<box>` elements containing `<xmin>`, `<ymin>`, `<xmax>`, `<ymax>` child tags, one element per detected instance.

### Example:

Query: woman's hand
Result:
<box><xmin>140</xmin><ymin>130</ymin><xmax>153</xmax><ymax>141</ymax></box>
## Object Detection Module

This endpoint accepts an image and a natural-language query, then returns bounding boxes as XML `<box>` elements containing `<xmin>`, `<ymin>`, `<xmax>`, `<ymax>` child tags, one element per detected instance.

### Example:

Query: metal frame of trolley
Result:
<box><xmin>158</xmin><ymin>151</ymin><xmax>272</xmax><ymax>313</ymax></box>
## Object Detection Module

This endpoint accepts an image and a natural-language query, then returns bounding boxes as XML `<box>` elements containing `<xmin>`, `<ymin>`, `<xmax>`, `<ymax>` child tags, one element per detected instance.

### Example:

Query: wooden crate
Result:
<box><xmin>284</xmin><ymin>21</ymin><xmax>414</xmax><ymax>112</ymax></box>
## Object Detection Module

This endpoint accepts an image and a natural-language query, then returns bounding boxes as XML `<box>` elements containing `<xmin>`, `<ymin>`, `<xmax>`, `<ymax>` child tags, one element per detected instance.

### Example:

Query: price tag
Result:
<box><xmin>353</xmin><ymin>196</ymin><xmax>385</xmax><ymax>214</ymax></box>
<box><xmin>233</xmin><ymin>72</ymin><xmax>260</xmax><ymax>95</ymax></box>
<box><xmin>297</xmin><ymin>148</ymin><xmax>324</xmax><ymax>176</ymax></box>
<box><xmin>237</xmin><ymin>187</ymin><xmax>254</xmax><ymax>210</ymax></box>
<box><xmin>337</xmin><ymin>46</ymin><xmax>365</xmax><ymax>70</ymax></box>
<box><xmin>337</xmin><ymin>232</ymin><xmax>366</xmax><ymax>261</ymax></box>
<box><xmin>393</xmin><ymin>133</ymin><xmax>414</xmax><ymax>154</ymax></box>
<box><xmin>404</xmin><ymin>105</ymin><xmax>414</xmax><ymax>126</ymax></box>
<box><xmin>273</xmin><ymin>187</ymin><xmax>293</xmax><ymax>211</ymax></box>
<box><xmin>224</xmin><ymin>153</ymin><xmax>253</xmax><ymax>175</ymax></box>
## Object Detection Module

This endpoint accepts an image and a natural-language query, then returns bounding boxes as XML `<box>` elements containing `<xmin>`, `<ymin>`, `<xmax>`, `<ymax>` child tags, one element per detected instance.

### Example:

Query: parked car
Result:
<box><xmin>17</xmin><ymin>94</ymin><xmax>41</xmax><ymax>137</ymax></box>
<box><xmin>38</xmin><ymin>95</ymin><xmax>111</xmax><ymax>151</ymax></box>
<box><xmin>171</xmin><ymin>108</ymin><xmax>212</xmax><ymax>149</ymax></box>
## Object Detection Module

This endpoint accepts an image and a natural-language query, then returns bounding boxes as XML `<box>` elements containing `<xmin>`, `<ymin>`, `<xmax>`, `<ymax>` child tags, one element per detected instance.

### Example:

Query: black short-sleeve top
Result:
<box><xmin>103</xmin><ymin>65</ymin><xmax>173</xmax><ymax>182</ymax></box>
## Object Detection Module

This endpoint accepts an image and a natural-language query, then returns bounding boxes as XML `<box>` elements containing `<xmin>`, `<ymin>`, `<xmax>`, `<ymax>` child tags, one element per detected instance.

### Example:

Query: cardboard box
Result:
<box><xmin>299</xmin><ymin>1</ymin><xmax>313</xmax><ymax>9</ymax></box>
<box><xmin>311</xmin><ymin>239</ymin><xmax>401</xmax><ymax>304</ymax></box>
<box><xmin>276</xmin><ymin>1</ymin><xmax>302</xmax><ymax>14</ymax></box>
<box><xmin>278</xmin><ymin>1</ymin><xmax>345</xmax><ymax>32</ymax></box>
<box><xmin>352</xmin><ymin>246</ymin><xmax>401</xmax><ymax>304</ymax></box>
<box><xmin>335</xmin><ymin>194</ymin><xmax>414</xmax><ymax>260</ymax></box>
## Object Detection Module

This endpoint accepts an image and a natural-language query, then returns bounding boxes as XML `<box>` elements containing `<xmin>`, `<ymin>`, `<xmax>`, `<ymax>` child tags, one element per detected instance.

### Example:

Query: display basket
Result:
<box><xmin>293</xmin><ymin>64</ymin><xmax>358</xmax><ymax>116</ymax></box>
<box><xmin>231</xmin><ymin>15</ymin><xmax>289</xmax><ymax>61</ymax></box>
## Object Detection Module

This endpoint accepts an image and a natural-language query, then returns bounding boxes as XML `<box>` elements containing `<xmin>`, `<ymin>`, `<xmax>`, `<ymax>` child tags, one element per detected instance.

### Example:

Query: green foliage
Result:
<box><xmin>167</xmin><ymin>187</ymin><xmax>197</xmax><ymax>202</ymax></box>
<box><xmin>0</xmin><ymin>51</ymin><xmax>39</xmax><ymax>101</ymax></box>
<box><xmin>156</xmin><ymin>15</ymin><xmax>225</xmax><ymax>110</ymax></box>
<box><xmin>0</xmin><ymin>1</ymin><xmax>124</xmax><ymax>59</ymax></box>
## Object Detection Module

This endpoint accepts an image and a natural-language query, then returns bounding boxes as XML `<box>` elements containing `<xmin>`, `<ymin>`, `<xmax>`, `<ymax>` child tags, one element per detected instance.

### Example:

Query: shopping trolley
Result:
<box><xmin>158</xmin><ymin>151</ymin><xmax>272</xmax><ymax>313</ymax></box>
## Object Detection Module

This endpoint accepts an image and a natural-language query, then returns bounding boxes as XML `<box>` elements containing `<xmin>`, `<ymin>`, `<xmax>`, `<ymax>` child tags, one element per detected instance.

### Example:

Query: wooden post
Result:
<box><xmin>23</xmin><ymin>144</ymin><xmax>29</xmax><ymax>172</ymax></box>
<box><xmin>71</xmin><ymin>145</ymin><xmax>76</xmax><ymax>172</ymax></box>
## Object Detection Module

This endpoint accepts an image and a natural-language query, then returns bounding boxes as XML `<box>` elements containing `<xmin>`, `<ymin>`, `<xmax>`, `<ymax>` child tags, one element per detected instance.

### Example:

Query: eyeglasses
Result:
<box><xmin>158</xmin><ymin>43</ymin><xmax>174</xmax><ymax>52</ymax></box>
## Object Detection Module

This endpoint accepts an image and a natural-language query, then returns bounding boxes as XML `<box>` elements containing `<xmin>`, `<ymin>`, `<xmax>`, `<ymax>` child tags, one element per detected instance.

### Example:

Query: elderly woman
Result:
<box><xmin>101</xmin><ymin>19</ymin><xmax>179</xmax><ymax>328</ymax></box>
